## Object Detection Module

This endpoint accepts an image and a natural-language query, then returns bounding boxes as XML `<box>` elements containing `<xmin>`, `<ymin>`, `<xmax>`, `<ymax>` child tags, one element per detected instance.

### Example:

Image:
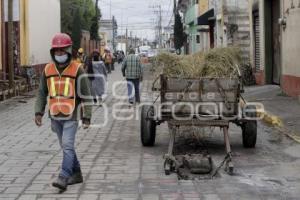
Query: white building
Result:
<box><xmin>249</xmin><ymin>0</ymin><xmax>300</xmax><ymax>96</ymax></box>
<box><xmin>99</xmin><ymin>18</ymin><xmax>117</xmax><ymax>51</ymax></box>
<box><xmin>20</xmin><ymin>0</ymin><xmax>61</xmax><ymax>68</ymax></box>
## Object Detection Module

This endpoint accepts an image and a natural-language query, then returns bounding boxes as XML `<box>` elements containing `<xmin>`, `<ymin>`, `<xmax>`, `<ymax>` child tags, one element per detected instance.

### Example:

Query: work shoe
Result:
<box><xmin>52</xmin><ymin>176</ymin><xmax>68</xmax><ymax>191</ymax></box>
<box><xmin>67</xmin><ymin>170</ymin><xmax>83</xmax><ymax>185</ymax></box>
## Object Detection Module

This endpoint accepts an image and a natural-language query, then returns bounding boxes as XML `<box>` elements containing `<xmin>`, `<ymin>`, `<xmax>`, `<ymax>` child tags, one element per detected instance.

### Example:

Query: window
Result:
<box><xmin>196</xmin><ymin>35</ymin><xmax>200</xmax><ymax>43</ymax></box>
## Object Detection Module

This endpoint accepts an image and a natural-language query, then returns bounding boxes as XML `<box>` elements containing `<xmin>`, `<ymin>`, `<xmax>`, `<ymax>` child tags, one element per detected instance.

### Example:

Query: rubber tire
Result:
<box><xmin>242</xmin><ymin>104</ymin><xmax>257</xmax><ymax>148</ymax></box>
<box><xmin>141</xmin><ymin>105</ymin><xmax>156</xmax><ymax>146</ymax></box>
<box><xmin>242</xmin><ymin>121</ymin><xmax>257</xmax><ymax>148</ymax></box>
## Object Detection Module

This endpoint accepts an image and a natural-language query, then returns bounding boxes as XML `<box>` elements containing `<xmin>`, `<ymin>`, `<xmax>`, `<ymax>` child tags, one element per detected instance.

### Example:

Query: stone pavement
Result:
<box><xmin>0</xmin><ymin>64</ymin><xmax>299</xmax><ymax>200</ymax></box>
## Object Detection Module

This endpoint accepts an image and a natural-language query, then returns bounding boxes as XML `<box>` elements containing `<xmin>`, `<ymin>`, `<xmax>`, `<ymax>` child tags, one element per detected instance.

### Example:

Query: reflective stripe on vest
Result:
<box><xmin>45</xmin><ymin>62</ymin><xmax>80</xmax><ymax>116</ymax></box>
<box><xmin>64</xmin><ymin>77</ymin><xmax>70</xmax><ymax>97</ymax></box>
<box><xmin>50</xmin><ymin>77</ymin><xmax>56</xmax><ymax>97</ymax></box>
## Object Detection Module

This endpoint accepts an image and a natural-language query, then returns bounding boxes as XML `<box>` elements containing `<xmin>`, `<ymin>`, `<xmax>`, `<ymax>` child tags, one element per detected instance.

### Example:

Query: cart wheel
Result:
<box><xmin>141</xmin><ymin>105</ymin><xmax>156</xmax><ymax>147</ymax></box>
<box><xmin>242</xmin><ymin>121</ymin><xmax>257</xmax><ymax>148</ymax></box>
<box><xmin>242</xmin><ymin>105</ymin><xmax>257</xmax><ymax>148</ymax></box>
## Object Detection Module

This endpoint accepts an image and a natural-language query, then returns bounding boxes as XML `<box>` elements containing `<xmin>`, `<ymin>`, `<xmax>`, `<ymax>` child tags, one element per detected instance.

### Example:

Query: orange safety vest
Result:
<box><xmin>45</xmin><ymin>61</ymin><xmax>81</xmax><ymax>116</ymax></box>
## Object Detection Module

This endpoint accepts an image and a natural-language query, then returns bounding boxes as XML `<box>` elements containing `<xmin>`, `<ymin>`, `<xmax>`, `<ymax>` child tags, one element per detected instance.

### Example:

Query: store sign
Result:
<box><xmin>4</xmin><ymin>0</ymin><xmax>20</xmax><ymax>22</ymax></box>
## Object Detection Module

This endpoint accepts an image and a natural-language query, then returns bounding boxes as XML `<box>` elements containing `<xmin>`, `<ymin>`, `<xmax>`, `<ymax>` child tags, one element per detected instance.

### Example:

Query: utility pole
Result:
<box><xmin>8</xmin><ymin>0</ymin><xmax>14</xmax><ymax>87</ymax></box>
<box><xmin>112</xmin><ymin>16</ymin><xmax>115</xmax><ymax>52</ymax></box>
<box><xmin>109</xmin><ymin>0</ymin><xmax>112</xmax><ymax>19</ymax></box>
<box><xmin>159</xmin><ymin>5</ymin><xmax>162</xmax><ymax>49</ymax></box>
<box><xmin>125</xmin><ymin>28</ymin><xmax>128</xmax><ymax>54</ymax></box>
<box><xmin>130</xmin><ymin>31</ymin><xmax>132</xmax><ymax>48</ymax></box>
<box><xmin>150</xmin><ymin>4</ymin><xmax>163</xmax><ymax>49</ymax></box>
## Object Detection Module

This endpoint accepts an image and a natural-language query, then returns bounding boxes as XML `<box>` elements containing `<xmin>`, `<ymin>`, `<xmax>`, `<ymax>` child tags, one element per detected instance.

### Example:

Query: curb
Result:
<box><xmin>261</xmin><ymin>112</ymin><xmax>300</xmax><ymax>144</ymax></box>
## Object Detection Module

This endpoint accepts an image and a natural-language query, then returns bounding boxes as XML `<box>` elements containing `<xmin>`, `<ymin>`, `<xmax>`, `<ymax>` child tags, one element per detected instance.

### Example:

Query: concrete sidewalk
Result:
<box><xmin>244</xmin><ymin>85</ymin><xmax>300</xmax><ymax>138</ymax></box>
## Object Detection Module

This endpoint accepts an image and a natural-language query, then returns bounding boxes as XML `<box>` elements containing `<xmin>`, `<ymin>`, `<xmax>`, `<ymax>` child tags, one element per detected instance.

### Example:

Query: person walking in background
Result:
<box><xmin>34</xmin><ymin>33</ymin><xmax>92</xmax><ymax>191</ymax></box>
<box><xmin>121</xmin><ymin>48</ymin><xmax>143</xmax><ymax>104</ymax></box>
<box><xmin>102</xmin><ymin>47</ymin><xmax>113</xmax><ymax>74</ymax></box>
<box><xmin>76</xmin><ymin>48</ymin><xmax>87</xmax><ymax>64</ymax></box>
<box><xmin>87</xmin><ymin>49</ymin><xmax>107</xmax><ymax>104</ymax></box>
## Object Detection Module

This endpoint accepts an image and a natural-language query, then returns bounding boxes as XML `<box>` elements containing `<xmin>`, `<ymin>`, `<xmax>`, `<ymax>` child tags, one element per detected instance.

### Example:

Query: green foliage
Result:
<box><xmin>90</xmin><ymin>0</ymin><xmax>101</xmax><ymax>40</ymax></box>
<box><xmin>61</xmin><ymin>0</ymin><xmax>101</xmax><ymax>34</ymax></box>
<box><xmin>174</xmin><ymin>13</ymin><xmax>184</xmax><ymax>50</ymax></box>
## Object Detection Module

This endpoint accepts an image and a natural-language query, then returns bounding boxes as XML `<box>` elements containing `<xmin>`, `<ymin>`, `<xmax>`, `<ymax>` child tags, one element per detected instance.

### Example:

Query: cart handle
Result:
<box><xmin>235</xmin><ymin>64</ymin><xmax>244</xmax><ymax>93</ymax></box>
<box><xmin>152</xmin><ymin>75</ymin><xmax>161</xmax><ymax>91</ymax></box>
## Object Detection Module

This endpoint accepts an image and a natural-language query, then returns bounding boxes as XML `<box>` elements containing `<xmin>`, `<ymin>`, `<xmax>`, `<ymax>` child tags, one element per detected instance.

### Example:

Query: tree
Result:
<box><xmin>79</xmin><ymin>0</ymin><xmax>96</xmax><ymax>30</ymax></box>
<box><xmin>61</xmin><ymin>0</ymin><xmax>99</xmax><ymax>34</ymax></box>
<box><xmin>174</xmin><ymin>13</ymin><xmax>184</xmax><ymax>52</ymax></box>
<box><xmin>90</xmin><ymin>0</ymin><xmax>101</xmax><ymax>40</ymax></box>
<box><xmin>71</xmin><ymin>9</ymin><xmax>82</xmax><ymax>51</ymax></box>
<box><xmin>61</xmin><ymin>0</ymin><xmax>74</xmax><ymax>34</ymax></box>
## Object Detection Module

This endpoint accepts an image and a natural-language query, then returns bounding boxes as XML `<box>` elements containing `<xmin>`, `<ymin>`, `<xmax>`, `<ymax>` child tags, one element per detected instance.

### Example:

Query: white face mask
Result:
<box><xmin>54</xmin><ymin>54</ymin><xmax>68</xmax><ymax>64</ymax></box>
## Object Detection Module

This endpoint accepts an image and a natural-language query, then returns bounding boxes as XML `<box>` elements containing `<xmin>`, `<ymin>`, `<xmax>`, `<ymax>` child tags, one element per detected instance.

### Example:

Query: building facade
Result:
<box><xmin>99</xmin><ymin>18</ymin><xmax>117</xmax><ymax>51</ymax></box>
<box><xmin>20</xmin><ymin>0</ymin><xmax>61</xmax><ymax>71</ymax></box>
<box><xmin>249</xmin><ymin>0</ymin><xmax>300</xmax><ymax>96</ymax></box>
<box><xmin>178</xmin><ymin>0</ymin><xmax>250</xmax><ymax>61</ymax></box>
<box><xmin>1</xmin><ymin>0</ymin><xmax>61</xmax><ymax>78</ymax></box>
<box><xmin>178</xmin><ymin>0</ymin><xmax>200</xmax><ymax>54</ymax></box>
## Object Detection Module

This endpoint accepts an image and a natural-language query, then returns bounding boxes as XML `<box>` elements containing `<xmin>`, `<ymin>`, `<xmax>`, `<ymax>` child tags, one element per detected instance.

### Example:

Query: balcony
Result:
<box><xmin>185</xmin><ymin>4</ymin><xmax>198</xmax><ymax>25</ymax></box>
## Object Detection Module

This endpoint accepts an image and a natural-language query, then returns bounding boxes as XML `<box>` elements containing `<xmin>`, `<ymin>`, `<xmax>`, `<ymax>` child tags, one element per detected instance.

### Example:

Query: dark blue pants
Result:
<box><xmin>127</xmin><ymin>79</ymin><xmax>140</xmax><ymax>103</ymax></box>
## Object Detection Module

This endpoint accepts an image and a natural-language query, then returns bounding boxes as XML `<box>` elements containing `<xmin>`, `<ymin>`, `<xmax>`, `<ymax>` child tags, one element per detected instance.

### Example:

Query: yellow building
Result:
<box><xmin>198</xmin><ymin>0</ymin><xmax>209</xmax><ymax>15</ymax></box>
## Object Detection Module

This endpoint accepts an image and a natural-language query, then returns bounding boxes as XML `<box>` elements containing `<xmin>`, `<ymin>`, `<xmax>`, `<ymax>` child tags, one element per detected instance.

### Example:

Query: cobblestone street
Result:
<box><xmin>0</xmin><ymin>64</ymin><xmax>300</xmax><ymax>200</ymax></box>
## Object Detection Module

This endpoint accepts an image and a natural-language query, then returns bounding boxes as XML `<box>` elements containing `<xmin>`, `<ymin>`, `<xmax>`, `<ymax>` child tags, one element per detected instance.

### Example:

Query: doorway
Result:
<box><xmin>265</xmin><ymin>0</ymin><xmax>281</xmax><ymax>84</ymax></box>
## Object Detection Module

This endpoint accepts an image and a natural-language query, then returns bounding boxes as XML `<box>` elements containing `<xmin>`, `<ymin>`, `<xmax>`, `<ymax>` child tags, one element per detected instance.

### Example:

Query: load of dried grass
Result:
<box><xmin>153</xmin><ymin>47</ymin><xmax>242</xmax><ymax>78</ymax></box>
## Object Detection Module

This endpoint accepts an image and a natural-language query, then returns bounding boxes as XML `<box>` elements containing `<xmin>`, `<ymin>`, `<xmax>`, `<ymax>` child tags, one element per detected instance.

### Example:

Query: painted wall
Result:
<box><xmin>249</xmin><ymin>0</ymin><xmax>300</xmax><ymax>95</ymax></box>
<box><xmin>21</xmin><ymin>0</ymin><xmax>60</xmax><ymax>66</ymax></box>
<box><xmin>281</xmin><ymin>0</ymin><xmax>300</xmax><ymax>76</ymax></box>
<box><xmin>280</xmin><ymin>0</ymin><xmax>300</xmax><ymax>96</ymax></box>
<box><xmin>188</xmin><ymin>25</ymin><xmax>198</xmax><ymax>53</ymax></box>
<box><xmin>199</xmin><ymin>31</ymin><xmax>210</xmax><ymax>51</ymax></box>
<box><xmin>0</xmin><ymin>1</ymin><xmax>2</xmax><ymax>71</ymax></box>
<box><xmin>198</xmin><ymin>0</ymin><xmax>209</xmax><ymax>15</ymax></box>
<box><xmin>224</xmin><ymin>0</ymin><xmax>249</xmax><ymax>13</ymax></box>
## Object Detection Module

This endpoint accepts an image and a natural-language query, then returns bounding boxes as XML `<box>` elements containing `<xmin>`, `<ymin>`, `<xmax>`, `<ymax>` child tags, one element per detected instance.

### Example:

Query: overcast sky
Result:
<box><xmin>98</xmin><ymin>0</ymin><xmax>174</xmax><ymax>41</ymax></box>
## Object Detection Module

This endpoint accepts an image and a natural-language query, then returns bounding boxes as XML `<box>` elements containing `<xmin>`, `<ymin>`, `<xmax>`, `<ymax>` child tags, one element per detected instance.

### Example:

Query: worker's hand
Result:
<box><xmin>140</xmin><ymin>76</ymin><xmax>143</xmax><ymax>82</ymax></box>
<box><xmin>35</xmin><ymin>115</ymin><xmax>43</xmax><ymax>127</ymax></box>
<box><xmin>82</xmin><ymin>118</ymin><xmax>90</xmax><ymax>129</ymax></box>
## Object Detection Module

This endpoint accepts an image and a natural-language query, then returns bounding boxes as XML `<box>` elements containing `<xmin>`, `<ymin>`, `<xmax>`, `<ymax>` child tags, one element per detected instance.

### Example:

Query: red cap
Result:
<box><xmin>51</xmin><ymin>33</ymin><xmax>72</xmax><ymax>49</ymax></box>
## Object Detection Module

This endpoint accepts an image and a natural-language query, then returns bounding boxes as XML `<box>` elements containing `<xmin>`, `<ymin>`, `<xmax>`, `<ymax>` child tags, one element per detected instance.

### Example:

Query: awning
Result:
<box><xmin>197</xmin><ymin>9</ymin><xmax>215</xmax><ymax>25</ymax></box>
